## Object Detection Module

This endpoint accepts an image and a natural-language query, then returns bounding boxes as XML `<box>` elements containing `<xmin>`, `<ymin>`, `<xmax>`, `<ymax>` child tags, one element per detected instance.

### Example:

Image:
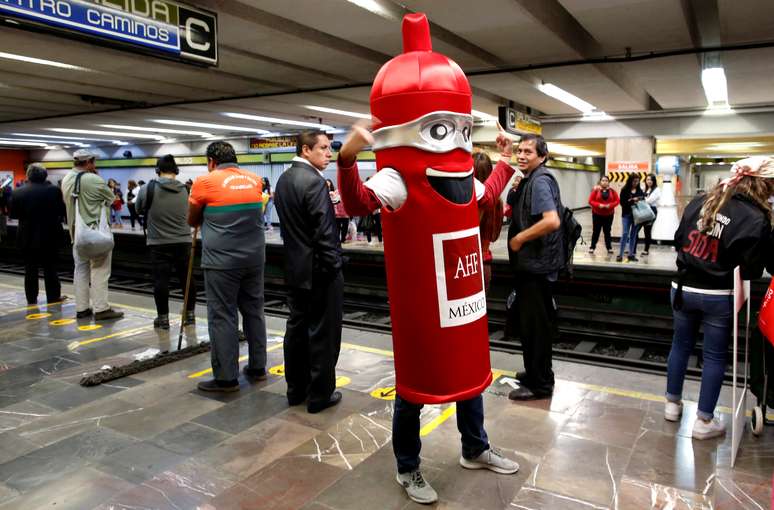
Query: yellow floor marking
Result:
<box><xmin>268</xmin><ymin>364</ymin><xmax>285</xmax><ymax>376</ymax></box>
<box><xmin>371</xmin><ymin>387</ymin><xmax>397</xmax><ymax>401</ymax></box>
<box><xmin>336</xmin><ymin>376</ymin><xmax>351</xmax><ymax>388</ymax></box>
<box><xmin>4</xmin><ymin>281</ymin><xmax>772</xmax><ymax>421</ymax></box>
<box><xmin>78</xmin><ymin>324</ymin><xmax>103</xmax><ymax>332</ymax></box>
<box><xmin>50</xmin><ymin>319</ymin><xmax>76</xmax><ymax>326</ymax></box>
<box><xmin>68</xmin><ymin>325</ymin><xmax>153</xmax><ymax>350</ymax></box>
<box><xmin>341</xmin><ymin>342</ymin><xmax>394</xmax><ymax>357</ymax></box>
<box><xmin>187</xmin><ymin>343</ymin><xmax>284</xmax><ymax>379</ymax></box>
<box><xmin>420</xmin><ymin>404</ymin><xmax>457</xmax><ymax>436</ymax></box>
<box><xmin>25</xmin><ymin>313</ymin><xmax>52</xmax><ymax>320</ymax></box>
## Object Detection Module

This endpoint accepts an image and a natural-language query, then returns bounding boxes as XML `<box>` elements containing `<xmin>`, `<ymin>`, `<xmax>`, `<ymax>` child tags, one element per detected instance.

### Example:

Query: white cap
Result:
<box><xmin>73</xmin><ymin>149</ymin><xmax>96</xmax><ymax>162</ymax></box>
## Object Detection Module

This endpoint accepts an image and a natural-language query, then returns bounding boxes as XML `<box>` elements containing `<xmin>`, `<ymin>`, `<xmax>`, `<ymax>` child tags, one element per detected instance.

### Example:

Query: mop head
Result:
<box><xmin>79</xmin><ymin>331</ymin><xmax>246</xmax><ymax>387</ymax></box>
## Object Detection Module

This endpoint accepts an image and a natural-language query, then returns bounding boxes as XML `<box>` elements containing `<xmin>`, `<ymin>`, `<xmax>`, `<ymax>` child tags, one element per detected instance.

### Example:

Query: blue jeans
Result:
<box><xmin>393</xmin><ymin>394</ymin><xmax>489</xmax><ymax>473</ymax></box>
<box><xmin>666</xmin><ymin>288</ymin><xmax>732</xmax><ymax>419</ymax></box>
<box><xmin>619</xmin><ymin>214</ymin><xmax>641</xmax><ymax>257</ymax></box>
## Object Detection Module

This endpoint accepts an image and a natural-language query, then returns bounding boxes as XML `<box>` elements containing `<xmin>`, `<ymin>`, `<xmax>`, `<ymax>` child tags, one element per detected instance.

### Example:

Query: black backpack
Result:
<box><xmin>559</xmin><ymin>205</ymin><xmax>582</xmax><ymax>278</ymax></box>
<box><xmin>538</xmin><ymin>172</ymin><xmax>582</xmax><ymax>278</ymax></box>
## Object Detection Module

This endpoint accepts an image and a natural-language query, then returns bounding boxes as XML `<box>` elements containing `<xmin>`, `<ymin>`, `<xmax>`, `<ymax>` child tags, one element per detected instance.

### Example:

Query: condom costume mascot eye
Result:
<box><xmin>339</xmin><ymin>13</ymin><xmax>514</xmax><ymax>404</ymax></box>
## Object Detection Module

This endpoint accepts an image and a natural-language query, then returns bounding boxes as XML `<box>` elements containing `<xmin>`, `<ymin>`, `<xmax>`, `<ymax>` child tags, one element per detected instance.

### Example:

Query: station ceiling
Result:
<box><xmin>1</xmin><ymin>0</ymin><xmax>773</xmax><ymax>147</ymax></box>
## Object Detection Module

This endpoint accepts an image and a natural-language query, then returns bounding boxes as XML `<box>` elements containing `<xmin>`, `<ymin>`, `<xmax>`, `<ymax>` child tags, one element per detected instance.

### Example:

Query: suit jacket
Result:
<box><xmin>275</xmin><ymin>159</ymin><xmax>342</xmax><ymax>289</ymax></box>
<box><xmin>10</xmin><ymin>182</ymin><xmax>67</xmax><ymax>251</ymax></box>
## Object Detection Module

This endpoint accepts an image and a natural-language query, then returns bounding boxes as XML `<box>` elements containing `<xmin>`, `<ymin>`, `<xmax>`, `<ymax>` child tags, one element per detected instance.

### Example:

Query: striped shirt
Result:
<box><xmin>189</xmin><ymin>164</ymin><xmax>264</xmax><ymax>269</ymax></box>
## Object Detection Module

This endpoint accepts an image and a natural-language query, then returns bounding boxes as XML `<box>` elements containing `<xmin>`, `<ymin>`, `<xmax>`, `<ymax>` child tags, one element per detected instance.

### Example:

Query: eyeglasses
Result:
<box><xmin>372</xmin><ymin>111</ymin><xmax>473</xmax><ymax>154</ymax></box>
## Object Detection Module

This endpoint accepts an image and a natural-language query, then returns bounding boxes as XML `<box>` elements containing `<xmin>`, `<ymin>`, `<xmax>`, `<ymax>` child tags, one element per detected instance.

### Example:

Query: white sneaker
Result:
<box><xmin>664</xmin><ymin>401</ymin><xmax>683</xmax><ymax>422</ymax></box>
<box><xmin>396</xmin><ymin>470</ymin><xmax>438</xmax><ymax>504</ymax></box>
<box><xmin>692</xmin><ymin>417</ymin><xmax>726</xmax><ymax>440</ymax></box>
<box><xmin>459</xmin><ymin>446</ymin><xmax>519</xmax><ymax>474</ymax></box>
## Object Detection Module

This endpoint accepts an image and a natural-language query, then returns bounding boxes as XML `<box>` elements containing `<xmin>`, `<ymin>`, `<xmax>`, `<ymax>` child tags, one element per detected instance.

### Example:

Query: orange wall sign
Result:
<box><xmin>606</xmin><ymin>161</ymin><xmax>650</xmax><ymax>172</ymax></box>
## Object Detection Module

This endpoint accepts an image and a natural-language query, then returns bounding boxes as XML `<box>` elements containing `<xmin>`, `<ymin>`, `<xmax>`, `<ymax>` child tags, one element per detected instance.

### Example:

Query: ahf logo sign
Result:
<box><xmin>432</xmin><ymin>227</ymin><xmax>487</xmax><ymax>328</ymax></box>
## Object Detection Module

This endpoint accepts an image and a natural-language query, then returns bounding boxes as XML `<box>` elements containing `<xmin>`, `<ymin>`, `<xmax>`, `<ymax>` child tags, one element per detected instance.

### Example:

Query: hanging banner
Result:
<box><xmin>0</xmin><ymin>0</ymin><xmax>218</xmax><ymax>65</ymax></box>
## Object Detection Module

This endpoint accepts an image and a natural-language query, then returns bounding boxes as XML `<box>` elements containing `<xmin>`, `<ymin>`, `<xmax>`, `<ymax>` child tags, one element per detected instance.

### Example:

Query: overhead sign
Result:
<box><xmin>606</xmin><ymin>161</ymin><xmax>650</xmax><ymax>172</ymax></box>
<box><xmin>249</xmin><ymin>136</ymin><xmax>297</xmax><ymax>151</ymax></box>
<box><xmin>0</xmin><ymin>0</ymin><xmax>218</xmax><ymax>66</ymax></box>
<box><xmin>497</xmin><ymin>107</ymin><xmax>542</xmax><ymax>136</ymax></box>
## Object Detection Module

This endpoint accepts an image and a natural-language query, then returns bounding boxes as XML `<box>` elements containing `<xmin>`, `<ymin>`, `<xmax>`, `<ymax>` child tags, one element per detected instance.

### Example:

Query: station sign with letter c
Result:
<box><xmin>0</xmin><ymin>0</ymin><xmax>218</xmax><ymax>66</ymax></box>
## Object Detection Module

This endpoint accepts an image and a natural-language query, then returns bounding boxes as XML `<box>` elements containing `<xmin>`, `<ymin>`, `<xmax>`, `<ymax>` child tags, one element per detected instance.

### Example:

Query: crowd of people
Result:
<box><xmin>588</xmin><ymin>172</ymin><xmax>662</xmax><ymax>261</ymax></box>
<box><xmin>4</xmin><ymin>128</ymin><xmax>774</xmax><ymax>504</ymax></box>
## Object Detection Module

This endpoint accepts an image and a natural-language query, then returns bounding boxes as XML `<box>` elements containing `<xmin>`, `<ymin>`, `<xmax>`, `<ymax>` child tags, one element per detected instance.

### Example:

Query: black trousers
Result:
<box><xmin>284</xmin><ymin>272</ymin><xmax>344</xmax><ymax>406</ymax></box>
<box><xmin>150</xmin><ymin>243</ymin><xmax>196</xmax><ymax>316</ymax></box>
<box><xmin>639</xmin><ymin>207</ymin><xmax>658</xmax><ymax>252</ymax></box>
<box><xmin>23</xmin><ymin>248</ymin><xmax>61</xmax><ymax>305</ymax></box>
<box><xmin>336</xmin><ymin>218</ymin><xmax>349</xmax><ymax>243</ymax></box>
<box><xmin>366</xmin><ymin>214</ymin><xmax>382</xmax><ymax>242</ymax></box>
<box><xmin>590</xmin><ymin>213</ymin><xmax>614</xmax><ymax>250</ymax></box>
<box><xmin>513</xmin><ymin>273</ymin><xmax>557</xmax><ymax>394</ymax></box>
<box><xmin>128</xmin><ymin>203</ymin><xmax>140</xmax><ymax>229</ymax></box>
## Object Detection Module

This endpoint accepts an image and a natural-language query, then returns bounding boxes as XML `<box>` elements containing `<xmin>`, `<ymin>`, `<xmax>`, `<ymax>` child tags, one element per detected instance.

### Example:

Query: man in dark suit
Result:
<box><xmin>275</xmin><ymin>130</ymin><xmax>344</xmax><ymax>414</ymax></box>
<box><xmin>10</xmin><ymin>164</ymin><xmax>67</xmax><ymax>305</ymax></box>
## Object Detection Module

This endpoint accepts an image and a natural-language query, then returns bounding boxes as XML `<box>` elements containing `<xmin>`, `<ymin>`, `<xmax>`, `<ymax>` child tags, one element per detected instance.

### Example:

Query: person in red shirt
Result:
<box><xmin>587</xmin><ymin>175</ymin><xmax>620</xmax><ymax>255</ymax></box>
<box><xmin>474</xmin><ymin>152</ymin><xmax>504</xmax><ymax>291</ymax></box>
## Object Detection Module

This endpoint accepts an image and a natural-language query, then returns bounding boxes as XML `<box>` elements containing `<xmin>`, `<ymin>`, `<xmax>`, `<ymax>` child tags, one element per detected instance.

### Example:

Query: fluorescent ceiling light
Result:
<box><xmin>303</xmin><ymin>105</ymin><xmax>371</xmax><ymax>120</ymax></box>
<box><xmin>13</xmin><ymin>133</ymin><xmax>113</xmax><ymax>142</ymax></box>
<box><xmin>471</xmin><ymin>109</ymin><xmax>497</xmax><ymax>121</ymax></box>
<box><xmin>0</xmin><ymin>140</ymin><xmax>48</xmax><ymax>146</ymax></box>
<box><xmin>0</xmin><ymin>137</ymin><xmax>88</xmax><ymax>147</ymax></box>
<box><xmin>705</xmin><ymin>142</ymin><xmax>765</xmax><ymax>152</ymax></box>
<box><xmin>224</xmin><ymin>112</ymin><xmax>334</xmax><ymax>130</ymax></box>
<box><xmin>537</xmin><ymin>83</ymin><xmax>596</xmax><ymax>113</ymax></box>
<box><xmin>0</xmin><ymin>51</ymin><xmax>89</xmax><ymax>71</ymax></box>
<box><xmin>548</xmin><ymin>142</ymin><xmax>600</xmax><ymax>157</ymax></box>
<box><xmin>581</xmin><ymin>111</ymin><xmax>614</xmax><ymax>122</ymax></box>
<box><xmin>701</xmin><ymin>67</ymin><xmax>729</xmax><ymax>108</ymax></box>
<box><xmin>100</xmin><ymin>124</ymin><xmax>214</xmax><ymax>137</ymax></box>
<box><xmin>345</xmin><ymin>0</ymin><xmax>400</xmax><ymax>20</ymax></box>
<box><xmin>49</xmin><ymin>128</ymin><xmax>164</xmax><ymax>140</ymax></box>
<box><xmin>152</xmin><ymin>119</ymin><xmax>270</xmax><ymax>134</ymax></box>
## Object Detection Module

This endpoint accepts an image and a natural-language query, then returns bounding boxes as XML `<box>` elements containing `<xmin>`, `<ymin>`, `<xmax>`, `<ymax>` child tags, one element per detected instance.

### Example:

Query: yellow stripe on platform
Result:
<box><xmin>187</xmin><ymin>343</ymin><xmax>285</xmax><ymax>379</ymax></box>
<box><xmin>68</xmin><ymin>325</ymin><xmax>153</xmax><ymax>350</ymax></box>
<box><xmin>420</xmin><ymin>404</ymin><xmax>457</xmax><ymax>436</ymax></box>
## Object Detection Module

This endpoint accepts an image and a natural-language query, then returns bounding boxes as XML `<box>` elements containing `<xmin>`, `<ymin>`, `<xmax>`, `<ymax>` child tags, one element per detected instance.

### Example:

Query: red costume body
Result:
<box><xmin>338</xmin><ymin>13</ymin><xmax>514</xmax><ymax>404</ymax></box>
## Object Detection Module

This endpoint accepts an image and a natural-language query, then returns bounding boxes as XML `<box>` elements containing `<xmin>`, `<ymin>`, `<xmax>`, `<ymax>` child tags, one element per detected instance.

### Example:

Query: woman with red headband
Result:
<box><xmin>666</xmin><ymin>156</ymin><xmax>774</xmax><ymax>439</ymax></box>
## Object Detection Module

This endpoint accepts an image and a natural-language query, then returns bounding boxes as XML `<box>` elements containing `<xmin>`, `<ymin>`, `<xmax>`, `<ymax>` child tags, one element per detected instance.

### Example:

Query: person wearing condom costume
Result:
<box><xmin>337</xmin><ymin>13</ymin><xmax>519</xmax><ymax>505</ymax></box>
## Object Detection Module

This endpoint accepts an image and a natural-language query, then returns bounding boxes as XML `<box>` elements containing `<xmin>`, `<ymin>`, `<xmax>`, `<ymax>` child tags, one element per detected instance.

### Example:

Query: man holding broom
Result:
<box><xmin>136</xmin><ymin>154</ymin><xmax>197</xmax><ymax>331</ymax></box>
<box><xmin>188</xmin><ymin>141</ymin><xmax>268</xmax><ymax>392</ymax></box>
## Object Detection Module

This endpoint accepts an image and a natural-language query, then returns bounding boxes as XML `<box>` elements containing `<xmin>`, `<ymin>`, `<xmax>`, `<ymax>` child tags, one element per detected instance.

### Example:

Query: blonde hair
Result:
<box><xmin>700</xmin><ymin>158</ymin><xmax>774</xmax><ymax>232</ymax></box>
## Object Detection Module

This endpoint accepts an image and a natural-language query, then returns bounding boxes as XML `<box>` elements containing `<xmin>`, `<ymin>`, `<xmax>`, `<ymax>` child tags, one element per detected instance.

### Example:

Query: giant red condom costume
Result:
<box><xmin>363</xmin><ymin>13</ymin><xmax>496</xmax><ymax>404</ymax></box>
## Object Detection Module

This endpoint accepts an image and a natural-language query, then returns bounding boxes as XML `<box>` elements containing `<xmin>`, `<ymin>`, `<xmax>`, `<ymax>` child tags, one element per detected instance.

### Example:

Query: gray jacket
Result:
<box><xmin>135</xmin><ymin>177</ymin><xmax>191</xmax><ymax>245</ymax></box>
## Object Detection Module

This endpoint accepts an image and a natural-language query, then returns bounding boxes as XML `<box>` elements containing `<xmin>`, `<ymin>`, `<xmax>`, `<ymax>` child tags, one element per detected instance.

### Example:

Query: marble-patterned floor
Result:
<box><xmin>0</xmin><ymin>274</ymin><xmax>770</xmax><ymax>509</ymax></box>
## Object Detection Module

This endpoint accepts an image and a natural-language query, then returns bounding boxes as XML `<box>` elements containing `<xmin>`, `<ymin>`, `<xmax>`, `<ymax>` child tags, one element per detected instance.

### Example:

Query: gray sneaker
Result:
<box><xmin>459</xmin><ymin>446</ymin><xmax>519</xmax><ymax>474</ymax></box>
<box><xmin>396</xmin><ymin>470</ymin><xmax>438</xmax><ymax>504</ymax></box>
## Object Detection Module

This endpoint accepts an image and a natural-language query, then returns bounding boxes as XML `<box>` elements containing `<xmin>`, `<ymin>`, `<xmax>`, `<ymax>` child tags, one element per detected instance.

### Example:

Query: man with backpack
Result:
<box><xmin>506</xmin><ymin>134</ymin><xmax>567</xmax><ymax>400</ymax></box>
<box><xmin>135</xmin><ymin>155</ymin><xmax>196</xmax><ymax>330</ymax></box>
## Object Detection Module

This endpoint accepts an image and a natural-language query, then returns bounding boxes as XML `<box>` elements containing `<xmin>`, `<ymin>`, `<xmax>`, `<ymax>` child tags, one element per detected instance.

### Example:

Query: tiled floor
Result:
<box><xmin>0</xmin><ymin>274</ymin><xmax>770</xmax><ymax>509</ymax></box>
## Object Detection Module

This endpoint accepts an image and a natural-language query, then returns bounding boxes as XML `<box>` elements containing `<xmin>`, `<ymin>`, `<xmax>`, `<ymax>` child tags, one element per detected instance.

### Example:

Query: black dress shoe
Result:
<box><xmin>508</xmin><ymin>386</ymin><xmax>552</xmax><ymax>401</ymax></box>
<box><xmin>287</xmin><ymin>394</ymin><xmax>306</xmax><ymax>406</ymax></box>
<box><xmin>197</xmin><ymin>379</ymin><xmax>239</xmax><ymax>393</ymax></box>
<box><xmin>242</xmin><ymin>366</ymin><xmax>267</xmax><ymax>381</ymax></box>
<box><xmin>76</xmin><ymin>308</ymin><xmax>93</xmax><ymax>319</ymax></box>
<box><xmin>307</xmin><ymin>390</ymin><xmax>342</xmax><ymax>414</ymax></box>
<box><xmin>95</xmin><ymin>308</ymin><xmax>124</xmax><ymax>321</ymax></box>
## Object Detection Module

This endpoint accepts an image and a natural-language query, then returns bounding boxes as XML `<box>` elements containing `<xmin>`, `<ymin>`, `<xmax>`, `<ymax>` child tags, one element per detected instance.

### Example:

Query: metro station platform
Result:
<box><xmin>0</xmin><ymin>274</ymin><xmax>770</xmax><ymax>509</ymax></box>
